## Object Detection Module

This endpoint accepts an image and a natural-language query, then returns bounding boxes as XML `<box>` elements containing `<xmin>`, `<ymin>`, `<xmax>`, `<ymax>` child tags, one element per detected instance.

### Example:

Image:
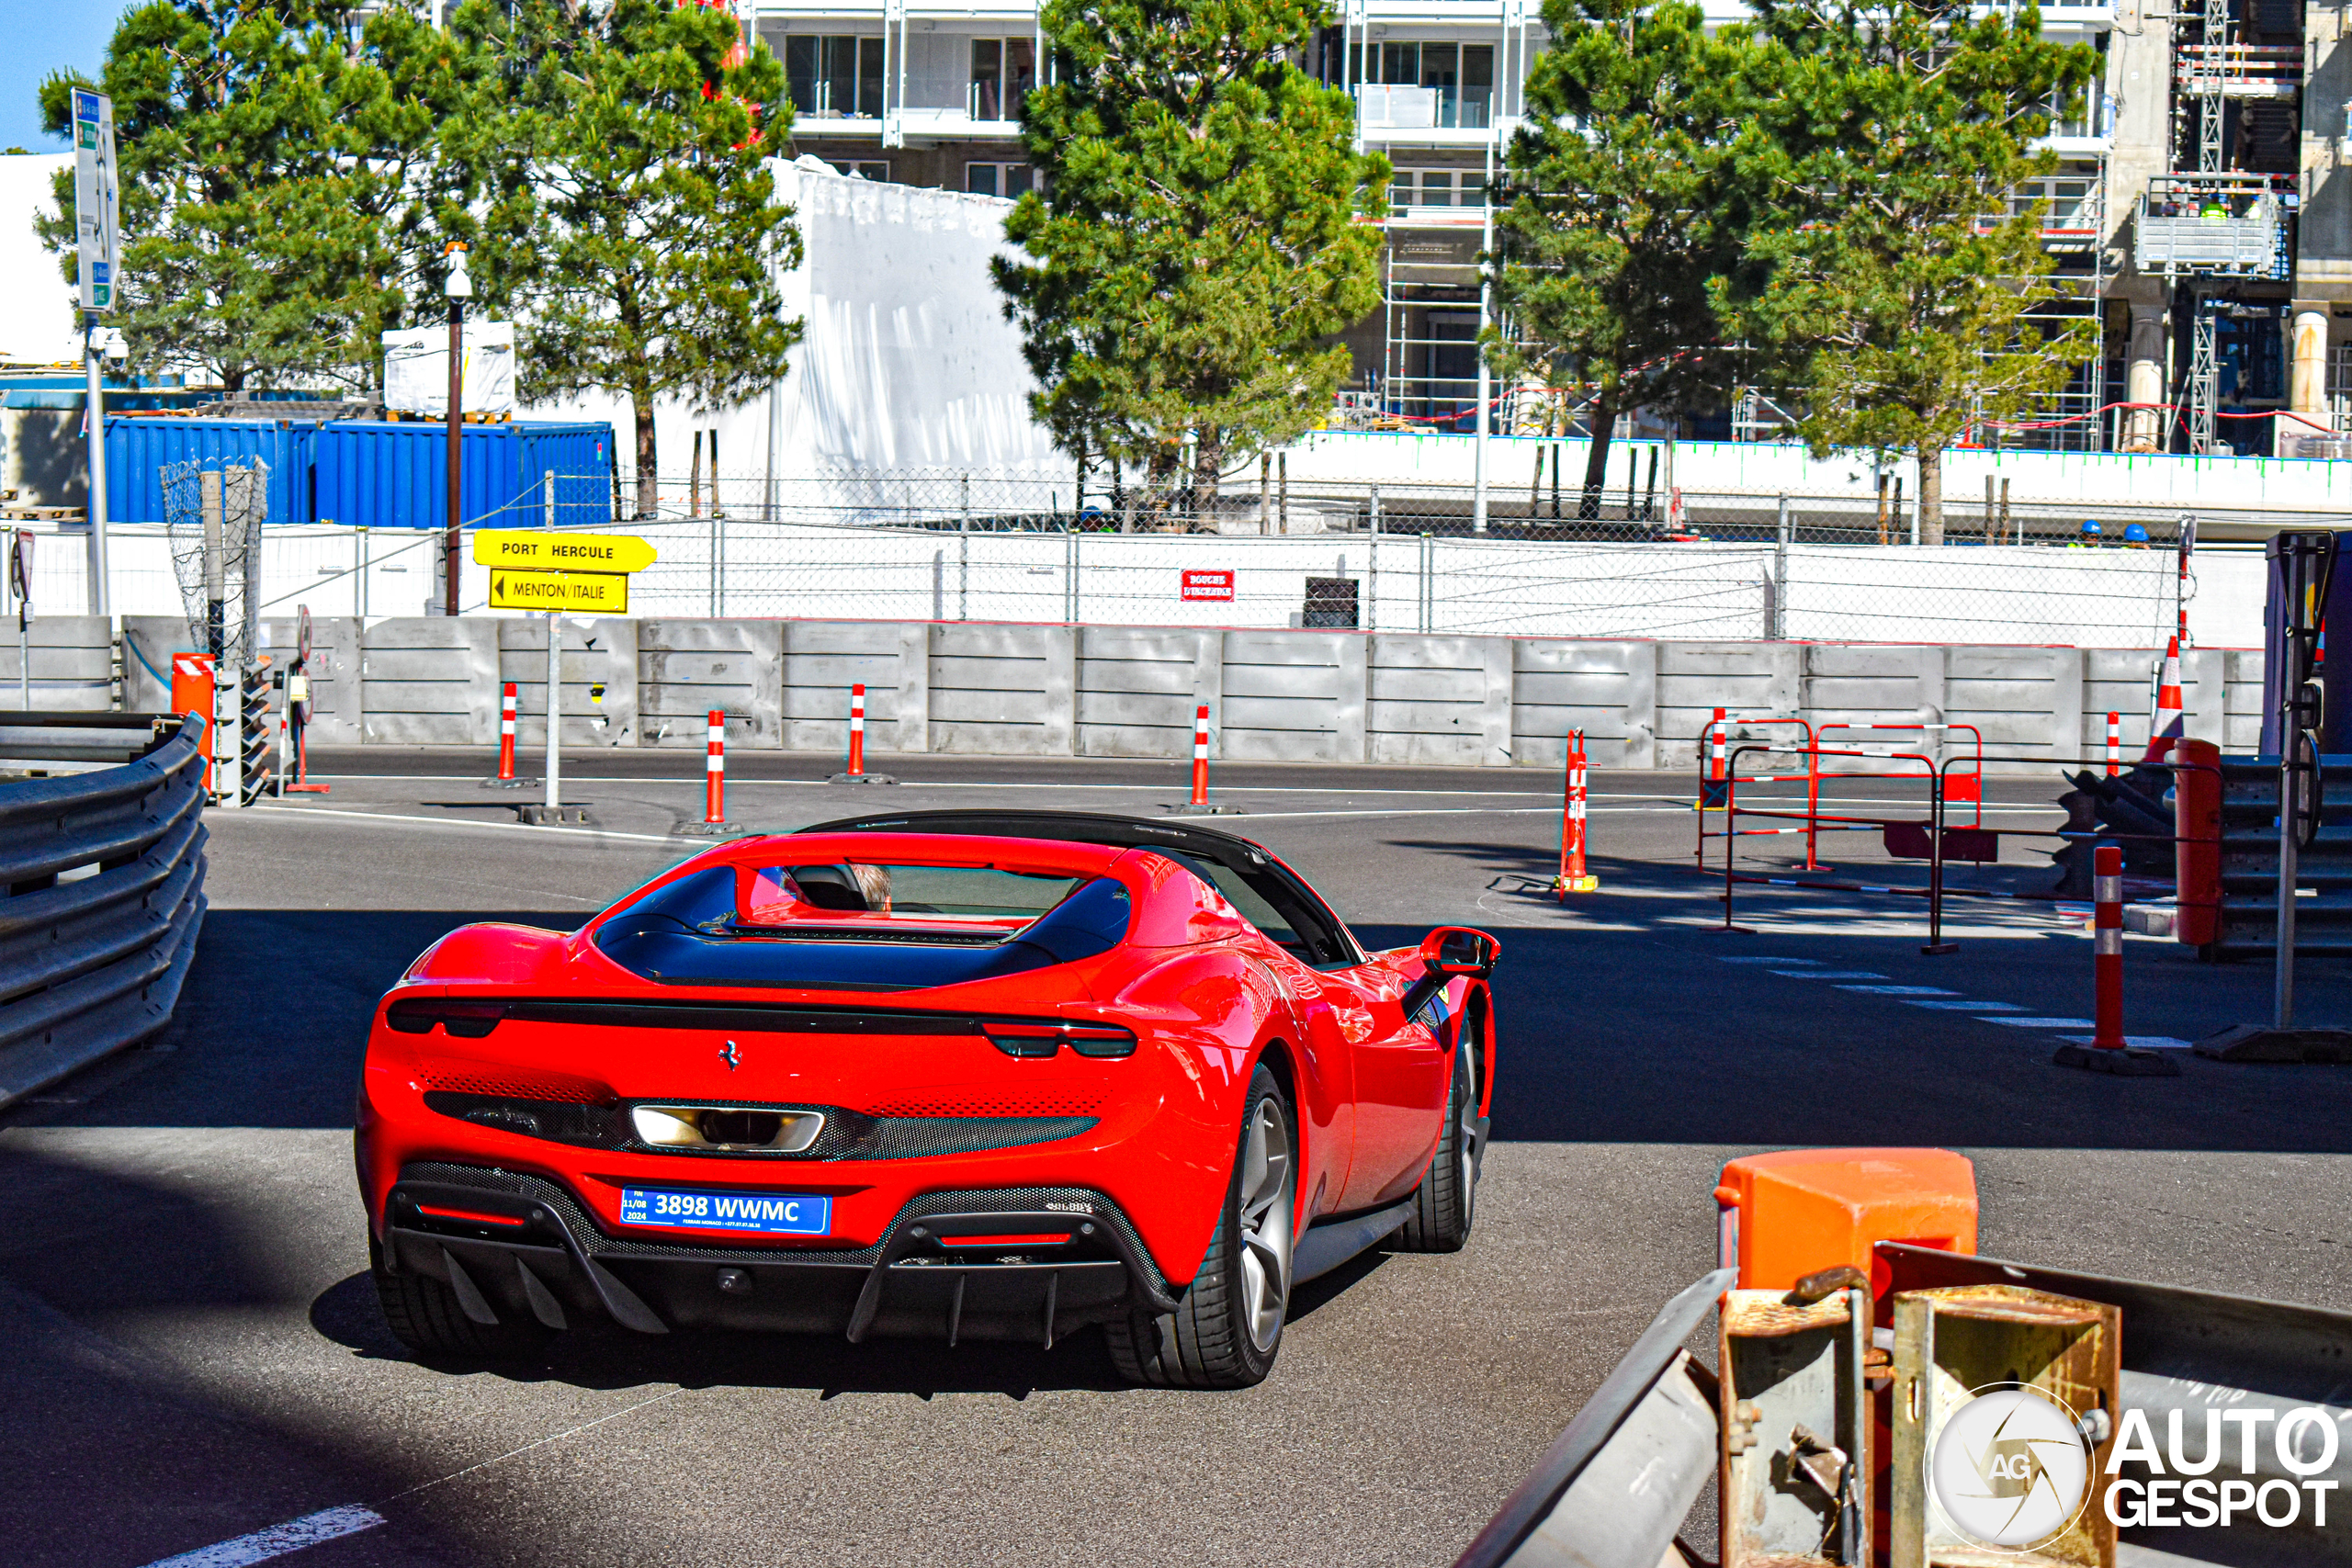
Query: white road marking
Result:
<box><xmin>1986</xmin><ymin>1017</ymin><xmax>2098</xmax><ymax>1028</ymax></box>
<box><xmin>1836</xmin><ymin>986</ymin><xmax>1959</xmax><ymax>996</ymax></box>
<box><xmin>1906</xmin><ymin>1000</ymin><xmax>2028</xmax><ymax>1011</ymax></box>
<box><xmin>1714</xmin><ymin>956</ymin><xmax>1820</xmax><ymax>964</ymax></box>
<box><xmin>139</xmin><ymin>1506</ymin><xmax>385</xmax><ymax>1568</ymax></box>
<box><xmin>2058</xmin><ymin>1034</ymin><xmax>2193</xmax><ymax>1050</ymax></box>
<box><xmin>244</xmin><ymin>806</ymin><xmax>690</xmax><ymax>844</ymax></box>
<box><xmin>1777</xmin><ymin>970</ymin><xmax>1889</xmax><ymax>979</ymax></box>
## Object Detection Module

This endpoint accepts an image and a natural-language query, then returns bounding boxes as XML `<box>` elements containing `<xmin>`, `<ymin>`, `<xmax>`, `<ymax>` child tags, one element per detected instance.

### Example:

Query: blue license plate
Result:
<box><xmin>619</xmin><ymin>1186</ymin><xmax>831</xmax><ymax>1236</ymax></box>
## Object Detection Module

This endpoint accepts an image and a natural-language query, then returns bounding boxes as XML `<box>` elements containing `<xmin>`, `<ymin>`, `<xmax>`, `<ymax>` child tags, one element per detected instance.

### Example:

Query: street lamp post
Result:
<box><xmin>443</xmin><ymin>243</ymin><xmax>471</xmax><ymax>618</ymax></box>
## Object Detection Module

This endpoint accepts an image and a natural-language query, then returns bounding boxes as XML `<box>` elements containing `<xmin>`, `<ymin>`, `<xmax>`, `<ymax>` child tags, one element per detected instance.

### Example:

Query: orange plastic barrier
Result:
<box><xmin>1713</xmin><ymin>1147</ymin><xmax>1976</xmax><ymax>1296</ymax></box>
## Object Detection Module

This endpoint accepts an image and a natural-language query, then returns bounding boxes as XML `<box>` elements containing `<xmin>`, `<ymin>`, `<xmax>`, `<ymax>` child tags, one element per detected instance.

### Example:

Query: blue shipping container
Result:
<box><xmin>104</xmin><ymin>417</ymin><xmax>318</xmax><ymax>525</ymax></box>
<box><xmin>312</xmin><ymin>422</ymin><xmax>616</xmax><ymax>531</ymax></box>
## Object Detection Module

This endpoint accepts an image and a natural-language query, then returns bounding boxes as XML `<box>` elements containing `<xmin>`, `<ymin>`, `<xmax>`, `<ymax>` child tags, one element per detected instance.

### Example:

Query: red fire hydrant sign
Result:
<box><xmin>1182</xmin><ymin>570</ymin><xmax>1235</xmax><ymax>603</ymax></box>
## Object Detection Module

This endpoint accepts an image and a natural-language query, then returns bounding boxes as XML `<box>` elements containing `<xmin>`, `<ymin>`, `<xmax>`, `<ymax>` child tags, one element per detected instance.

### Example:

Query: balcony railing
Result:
<box><xmin>1359</xmin><ymin>85</ymin><xmax>1493</xmax><ymax>132</ymax></box>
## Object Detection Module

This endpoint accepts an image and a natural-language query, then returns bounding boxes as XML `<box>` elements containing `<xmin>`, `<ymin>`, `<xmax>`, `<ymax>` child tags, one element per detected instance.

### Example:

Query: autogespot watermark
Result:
<box><xmin>1928</xmin><ymin>1384</ymin><xmax>2342</xmax><ymax>1551</ymax></box>
<box><xmin>2102</xmin><ymin>1405</ymin><xmax>2342</xmax><ymax>1530</ymax></box>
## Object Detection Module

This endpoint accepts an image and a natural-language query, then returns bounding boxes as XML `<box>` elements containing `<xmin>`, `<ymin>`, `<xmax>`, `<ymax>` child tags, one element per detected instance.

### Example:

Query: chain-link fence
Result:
<box><xmin>576</xmin><ymin>464</ymin><xmax>2201</xmax><ymax>550</ymax></box>
<box><xmin>161</xmin><ymin>458</ymin><xmax>268</xmax><ymax>667</ymax></box>
<box><xmin>452</xmin><ymin>471</ymin><xmax>2187</xmax><ymax>645</ymax></box>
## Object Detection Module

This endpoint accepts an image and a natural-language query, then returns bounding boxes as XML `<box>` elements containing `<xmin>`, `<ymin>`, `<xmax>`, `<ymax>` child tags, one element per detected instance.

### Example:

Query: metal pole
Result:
<box><xmin>545</xmin><ymin>470</ymin><xmax>560</xmax><ymax>816</ymax></box>
<box><xmin>445</xmin><ymin>294</ymin><xmax>463</xmax><ymax>617</ymax></box>
<box><xmin>83</xmin><ymin>315</ymin><xmax>111</xmax><ymax>616</ymax></box>
<box><xmin>1773</xmin><ymin>494</ymin><xmax>1791</xmax><ymax>640</ymax></box>
<box><xmin>959</xmin><ymin>474</ymin><xmax>971</xmax><ymax>621</ymax></box>
<box><xmin>1472</xmin><ymin>127</ymin><xmax>1495</xmax><ymax>536</ymax></box>
<box><xmin>1368</xmin><ymin>486</ymin><xmax>1381</xmax><ymax>632</ymax></box>
<box><xmin>765</xmin><ymin>379</ymin><xmax>783</xmax><ymax>523</ymax></box>
<box><xmin>2277</xmin><ymin>741</ymin><xmax>2298</xmax><ymax>1027</ymax></box>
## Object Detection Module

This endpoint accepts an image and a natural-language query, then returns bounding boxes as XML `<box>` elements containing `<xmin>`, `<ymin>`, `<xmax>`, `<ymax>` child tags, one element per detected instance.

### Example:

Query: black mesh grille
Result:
<box><xmin>398</xmin><ymin>1161</ymin><xmax>1166</xmax><ymax>1292</ymax></box>
<box><xmin>421</xmin><ymin>1093</ymin><xmax>1095</xmax><ymax>1162</ymax></box>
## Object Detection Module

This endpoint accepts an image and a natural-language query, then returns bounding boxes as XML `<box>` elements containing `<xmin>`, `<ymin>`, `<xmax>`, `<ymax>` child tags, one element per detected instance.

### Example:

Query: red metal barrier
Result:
<box><xmin>1817</xmin><ymin>722</ymin><xmax>1984</xmax><ymax>824</ymax></box>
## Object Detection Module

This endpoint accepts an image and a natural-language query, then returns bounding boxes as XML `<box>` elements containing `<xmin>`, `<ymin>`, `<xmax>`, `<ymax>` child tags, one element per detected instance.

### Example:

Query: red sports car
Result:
<box><xmin>356</xmin><ymin>810</ymin><xmax>1498</xmax><ymax>1387</ymax></box>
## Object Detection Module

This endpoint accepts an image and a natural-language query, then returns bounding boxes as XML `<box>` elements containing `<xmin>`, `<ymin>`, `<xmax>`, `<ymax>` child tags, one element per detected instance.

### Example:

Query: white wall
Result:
<box><xmin>0</xmin><ymin>153</ymin><xmax>76</xmax><ymax>366</ymax></box>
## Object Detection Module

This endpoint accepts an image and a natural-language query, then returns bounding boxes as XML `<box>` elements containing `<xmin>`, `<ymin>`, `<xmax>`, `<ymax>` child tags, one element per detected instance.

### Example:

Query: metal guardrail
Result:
<box><xmin>0</xmin><ymin>713</ymin><xmax>209</xmax><ymax>1109</ymax></box>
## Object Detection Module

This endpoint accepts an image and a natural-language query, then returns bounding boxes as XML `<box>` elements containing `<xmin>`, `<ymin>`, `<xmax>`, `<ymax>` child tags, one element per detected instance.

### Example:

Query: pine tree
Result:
<box><xmin>35</xmin><ymin>0</ymin><xmax>469</xmax><ymax>391</ymax></box>
<box><xmin>1493</xmin><ymin>0</ymin><xmax>1774</xmax><ymax>517</ymax></box>
<box><xmin>1719</xmin><ymin>0</ymin><xmax>2100</xmax><ymax>543</ymax></box>
<box><xmin>994</xmin><ymin>0</ymin><xmax>1385</xmax><ymax>518</ymax></box>
<box><xmin>478</xmin><ymin>0</ymin><xmax>800</xmax><ymax>519</ymax></box>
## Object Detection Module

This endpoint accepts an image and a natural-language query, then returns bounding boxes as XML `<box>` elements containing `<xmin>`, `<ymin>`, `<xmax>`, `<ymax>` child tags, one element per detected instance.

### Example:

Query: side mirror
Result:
<box><xmin>1419</xmin><ymin>926</ymin><xmax>1499</xmax><ymax>977</ymax></box>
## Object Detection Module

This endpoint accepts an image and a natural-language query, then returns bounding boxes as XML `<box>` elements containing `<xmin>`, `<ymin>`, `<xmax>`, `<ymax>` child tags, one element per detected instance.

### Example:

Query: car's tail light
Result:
<box><xmin>980</xmin><ymin>1021</ymin><xmax>1137</xmax><ymax>1058</ymax></box>
<box><xmin>386</xmin><ymin>999</ymin><xmax>505</xmax><ymax>1038</ymax></box>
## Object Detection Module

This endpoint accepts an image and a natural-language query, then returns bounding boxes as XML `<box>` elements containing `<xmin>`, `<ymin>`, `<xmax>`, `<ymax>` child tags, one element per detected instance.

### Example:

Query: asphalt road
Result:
<box><xmin>7</xmin><ymin>749</ymin><xmax>2352</xmax><ymax>1568</ymax></box>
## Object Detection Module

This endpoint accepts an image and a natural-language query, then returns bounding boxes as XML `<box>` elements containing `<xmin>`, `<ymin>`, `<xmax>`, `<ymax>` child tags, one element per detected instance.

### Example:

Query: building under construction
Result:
<box><xmin>753</xmin><ymin>0</ymin><xmax>2336</xmax><ymax>456</ymax></box>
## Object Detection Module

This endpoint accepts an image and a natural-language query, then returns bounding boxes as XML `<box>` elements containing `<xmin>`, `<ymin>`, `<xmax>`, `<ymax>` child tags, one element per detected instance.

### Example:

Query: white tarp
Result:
<box><xmin>383</xmin><ymin>321</ymin><xmax>516</xmax><ymax>416</ymax></box>
<box><xmin>0</xmin><ymin>154</ymin><xmax>78</xmax><ymax>366</ymax></box>
<box><xmin>522</xmin><ymin>157</ymin><xmax>1062</xmax><ymax>486</ymax></box>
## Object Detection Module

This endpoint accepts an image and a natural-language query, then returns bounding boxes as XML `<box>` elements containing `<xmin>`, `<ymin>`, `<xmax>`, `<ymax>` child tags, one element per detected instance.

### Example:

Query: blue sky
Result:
<box><xmin>3</xmin><ymin>3</ymin><xmax>137</xmax><ymax>152</ymax></box>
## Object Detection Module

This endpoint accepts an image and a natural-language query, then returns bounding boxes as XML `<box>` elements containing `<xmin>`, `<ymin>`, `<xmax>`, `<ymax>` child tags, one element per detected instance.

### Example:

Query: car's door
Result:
<box><xmin>1322</xmin><ymin>956</ymin><xmax>1445</xmax><ymax>1210</ymax></box>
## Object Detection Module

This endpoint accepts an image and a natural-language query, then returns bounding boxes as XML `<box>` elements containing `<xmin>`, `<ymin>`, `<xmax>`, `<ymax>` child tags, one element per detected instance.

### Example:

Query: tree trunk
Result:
<box><xmin>1917</xmin><ymin>443</ymin><xmax>1943</xmax><ymax>546</ymax></box>
<box><xmin>632</xmin><ymin>395</ymin><xmax>658</xmax><ymax>520</ymax></box>
<box><xmin>1578</xmin><ymin>389</ymin><xmax>1620</xmax><ymax>521</ymax></box>
<box><xmin>1191</xmin><ymin>426</ymin><xmax>1223</xmax><ymax>531</ymax></box>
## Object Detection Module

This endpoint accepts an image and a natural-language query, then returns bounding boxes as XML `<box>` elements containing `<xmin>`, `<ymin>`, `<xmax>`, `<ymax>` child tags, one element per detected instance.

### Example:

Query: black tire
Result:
<box><xmin>1105</xmin><ymin>1063</ymin><xmax>1295</xmax><ymax>1389</ymax></box>
<box><xmin>372</xmin><ymin>1236</ymin><xmax>551</xmax><ymax>1363</ymax></box>
<box><xmin>1395</xmin><ymin>1020</ymin><xmax>1481</xmax><ymax>1253</ymax></box>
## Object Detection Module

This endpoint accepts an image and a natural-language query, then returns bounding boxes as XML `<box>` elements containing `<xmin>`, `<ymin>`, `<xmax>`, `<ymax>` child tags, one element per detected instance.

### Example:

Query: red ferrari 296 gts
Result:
<box><xmin>356</xmin><ymin>810</ymin><xmax>1498</xmax><ymax>1387</ymax></box>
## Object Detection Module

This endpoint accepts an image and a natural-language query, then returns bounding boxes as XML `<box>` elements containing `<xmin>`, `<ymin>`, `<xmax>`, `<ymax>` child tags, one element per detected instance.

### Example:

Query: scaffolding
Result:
<box><xmin>2143</xmin><ymin>0</ymin><xmax>2302</xmax><ymax>455</ymax></box>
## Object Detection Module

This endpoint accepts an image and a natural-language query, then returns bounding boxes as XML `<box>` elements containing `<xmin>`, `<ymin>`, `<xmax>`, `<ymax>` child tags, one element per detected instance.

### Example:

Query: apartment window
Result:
<box><xmin>1365</xmin><ymin>42</ymin><xmax>1494</xmax><ymax>129</ymax></box>
<box><xmin>835</xmin><ymin>160</ymin><xmax>891</xmax><ymax>183</ymax></box>
<box><xmin>969</xmin><ymin>38</ymin><xmax>1038</xmax><ymax>121</ymax></box>
<box><xmin>967</xmin><ymin>162</ymin><xmax>1035</xmax><ymax>197</ymax></box>
<box><xmin>786</xmin><ymin>36</ymin><xmax>885</xmax><ymax>118</ymax></box>
<box><xmin>1388</xmin><ymin>168</ymin><xmax>1482</xmax><ymax>209</ymax></box>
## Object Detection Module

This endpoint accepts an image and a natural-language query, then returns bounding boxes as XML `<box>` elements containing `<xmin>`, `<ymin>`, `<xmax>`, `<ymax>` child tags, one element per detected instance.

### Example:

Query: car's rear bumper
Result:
<box><xmin>382</xmin><ymin>1162</ymin><xmax>1177</xmax><ymax>1344</ymax></box>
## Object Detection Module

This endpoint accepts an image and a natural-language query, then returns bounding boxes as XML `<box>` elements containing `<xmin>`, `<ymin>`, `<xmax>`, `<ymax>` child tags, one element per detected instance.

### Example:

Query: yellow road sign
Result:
<box><xmin>488</xmin><ymin>569</ymin><xmax>628</xmax><ymax>613</ymax></box>
<box><xmin>473</xmin><ymin>531</ymin><xmax>656</xmax><ymax>574</ymax></box>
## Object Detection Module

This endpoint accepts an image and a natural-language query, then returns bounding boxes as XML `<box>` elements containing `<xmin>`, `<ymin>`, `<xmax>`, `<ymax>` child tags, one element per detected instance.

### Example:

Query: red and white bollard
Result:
<box><xmin>2054</xmin><ymin>840</ymin><xmax>2178</xmax><ymax>1074</ymax></box>
<box><xmin>848</xmin><ymin>682</ymin><xmax>866</xmax><ymax>778</ymax></box>
<box><xmin>1702</xmin><ymin>706</ymin><xmax>1729</xmax><ymax>808</ymax></box>
<box><xmin>2092</xmin><ymin>843</ymin><xmax>2124</xmax><ymax>1049</ymax></box>
<box><xmin>704</xmin><ymin>710</ymin><xmax>727</xmax><ymax>826</ymax></box>
<box><xmin>1555</xmin><ymin>729</ymin><xmax>1599</xmax><ymax>897</ymax></box>
<box><xmin>1190</xmin><ymin>704</ymin><xmax>1210</xmax><ymax>807</ymax></box>
<box><xmin>2106</xmin><ymin>710</ymin><xmax>2120</xmax><ymax>777</ymax></box>
<box><xmin>1167</xmin><ymin>703</ymin><xmax>1238</xmax><ymax>816</ymax></box>
<box><xmin>494</xmin><ymin>682</ymin><xmax>521</xmax><ymax>784</ymax></box>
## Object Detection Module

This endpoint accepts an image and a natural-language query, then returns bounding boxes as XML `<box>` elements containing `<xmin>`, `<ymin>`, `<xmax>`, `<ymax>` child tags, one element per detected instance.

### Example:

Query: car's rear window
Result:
<box><xmin>741</xmin><ymin>863</ymin><xmax>1083</xmax><ymax>923</ymax></box>
<box><xmin>592</xmin><ymin>863</ymin><xmax>1129</xmax><ymax>990</ymax></box>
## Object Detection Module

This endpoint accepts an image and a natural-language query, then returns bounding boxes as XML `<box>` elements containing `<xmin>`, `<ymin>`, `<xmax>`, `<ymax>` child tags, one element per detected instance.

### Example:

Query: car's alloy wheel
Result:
<box><xmin>1395</xmin><ymin>1020</ymin><xmax>1480</xmax><ymax>1253</ymax></box>
<box><xmin>1105</xmin><ymin>1063</ymin><xmax>1295</xmax><ymax>1388</ymax></box>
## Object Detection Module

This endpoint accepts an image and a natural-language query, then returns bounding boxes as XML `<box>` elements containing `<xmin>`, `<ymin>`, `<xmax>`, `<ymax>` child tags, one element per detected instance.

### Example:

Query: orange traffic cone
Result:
<box><xmin>2143</xmin><ymin>637</ymin><xmax>2183</xmax><ymax>761</ymax></box>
